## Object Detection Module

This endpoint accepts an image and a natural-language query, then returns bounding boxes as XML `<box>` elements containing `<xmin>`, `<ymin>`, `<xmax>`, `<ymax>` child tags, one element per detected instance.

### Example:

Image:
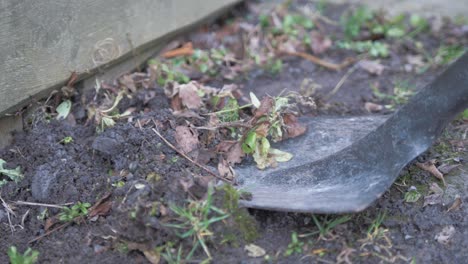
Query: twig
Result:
<box><xmin>324</xmin><ymin>64</ymin><xmax>358</xmax><ymax>100</ymax></box>
<box><xmin>280</xmin><ymin>51</ymin><xmax>355</xmax><ymax>71</ymax></box>
<box><xmin>195</xmin><ymin>121</ymin><xmax>252</xmax><ymax>130</ymax></box>
<box><xmin>0</xmin><ymin>195</ymin><xmax>16</xmax><ymax>233</ymax></box>
<box><xmin>14</xmin><ymin>201</ymin><xmax>69</xmax><ymax>209</ymax></box>
<box><xmin>29</xmin><ymin>222</ymin><xmax>71</xmax><ymax>244</ymax></box>
<box><xmin>151</xmin><ymin>120</ymin><xmax>232</xmax><ymax>183</ymax></box>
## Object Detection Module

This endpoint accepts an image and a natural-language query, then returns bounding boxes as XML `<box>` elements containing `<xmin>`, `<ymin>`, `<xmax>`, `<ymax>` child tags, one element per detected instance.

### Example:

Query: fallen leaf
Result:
<box><xmin>88</xmin><ymin>192</ymin><xmax>112</xmax><ymax>218</ymax></box>
<box><xmin>309</xmin><ymin>31</ymin><xmax>332</xmax><ymax>54</ymax></box>
<box><xmin>88</xmin><ymin>201</ymin><xmax>112</xmax><ymax>219</ymax></box>
<box><xmin>364</xmin><ymin>102</ymin><xmax>383</xmax><ymax>112</ymax></box>
<box><xmin>446</xmin><ymin>196</ymin><xmax>462</xmax><ymax>212</ymax></box>
<box><xmin>56</xmin><ymin>100</ymin><xmax>72</xmax><ymax>120</ymax></box>
<box><xmin>119</xmin><ymin>74</ymin><xmax>137</xmax><ymax>93</ymax></box>
<box><xmin>244</xmin><ymin>244</ymin><xmax>266</xmax><ymax>258</ymax></box>
<box><xmin>269</xmin><ymin>148</ymin><xmax>293</xmax><ymax>162</ymax></box>
<box><xmin>174</xmin><ymin>126</ymin><xmax>199</xmax><ymax>154</ymax></box>
<box><xmin>254</xmin><ymin>97</ymin><xmax>274</xmax><ymax>118</ymax></box>
<box><xmin>435</xmin><ymin>225</ymin><xmax>455</xmax><ymax>245</ymax></box>
<box><xmin>359</xmin><ymin>60</ymin><xmax>384</xmax><ymax>75</ymax></box>
<box><xmin>416</xmin><ymin>160</ymin><xmax>446</xmax><ymax>186</ymax></box>
<box><xmin>178</xmin><ymin>82</ymin><xmax>203</xmax><ymax>110</ymax></box>
<box><xmin>437</xmin><ymin>163</ymin><xmax>460</xmax><ymax>174</ymax></box>
<box><xmin>423</xmin><ymin>183</ymin><xmax>444</xmax><ymax>207</ymax></box>
<box><xmin>224</xmin><ymin>142</ymin><xmax>244</xmax><ymax>165</ymax></box>
<box><xmin>127</xmin><ymin>242</ymin><xmax>160</xmax><ymax>264</ymax></box>
<box><xmin>255</xmin><ymin>123</ymin><xmax>270</xmax><ymax>138</ymax></box>
<box><xmin>283</xmin><ymin>113</ymin><xmax>307</xmax><ymax>138</ymax></box>
<box><xmin>250</xmin><ymin>92</ymin><xmax>261</xmax><ymax>108</ymax></box>
<box><xmin>218</xmin><ymin>158</ymin><xmax>234</xmax><ymax>179</ymax></box>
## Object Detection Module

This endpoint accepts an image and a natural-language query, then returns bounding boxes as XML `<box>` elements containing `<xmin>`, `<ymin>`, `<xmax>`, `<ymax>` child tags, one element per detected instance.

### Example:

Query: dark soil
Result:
<box><xmin>1</xmin><ymin>1</ymin><xmax>467</xmax><ymax>263</ymax></box>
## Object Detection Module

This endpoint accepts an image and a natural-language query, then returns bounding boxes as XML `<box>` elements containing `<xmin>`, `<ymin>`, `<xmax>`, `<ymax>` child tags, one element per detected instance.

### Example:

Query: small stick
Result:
<box><xmin>14</xmin><ymin>201</ymin><xmax>70</xmax><ymax>209</ymax></box>
<box><xmin>324</xmin><ymin>64</ymin><xmax>358</xmax><ymax>100</ymax></box>
<box><xmin>0</xmin><ymin>195</ymin><xmax>15</xmax><ymax>233</ymax></box>
<box><xmin>151</xmin><ymin>120</ymin><xmax>232</xmax><ymax>183</ymax></box>
<box><xmin>29</xmin><ymin>222</ymin><xmax>71</xmax><ymax>244</ymax></box>
<box><xmin>280</xmin><ymin>51</ymin><xmax>355</xmax><ymax>71</ymax></box>
<box><xmin>195</xmin><ymin>121</ymin><xmax>252</xmax><ymax>130</ymax></box>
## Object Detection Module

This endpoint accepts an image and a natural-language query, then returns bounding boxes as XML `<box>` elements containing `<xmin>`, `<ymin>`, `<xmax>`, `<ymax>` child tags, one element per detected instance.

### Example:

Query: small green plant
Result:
<box><xmin>435</xmin><ymin>45</ymin><xmax>465</xmax><ymax>65</ymax></box>
<box><xmin>266</xmin><ymin>58</ymin><xmax>283</xmax><ymax>74</ymax></box>
<box><xmin>0</xmin><ymin>159</ymin><xmax>23</xmax><ymax>187</ymax></box>
<box><xmin>336</xmin><ymin>40</ymin><xmax>389</xmax><ymax>57</ymax></box>
<box><xmin>59</xmin><ymin>201</ymin><xmax>91</xmax><ymax>222</ymax></box>
<box><xmin>305</xmin><ymin>215</ymin><xmax>351</xmax><ymax>239</ymax></box>
<box><xmin>148</xmin><ymin>59</ymin><xmax>190</xmax><ymax>86</ymax></box>
<box><xmin>372</xmin><ymin>80</ymin><xmax>415</xmax><ymax>109</ymax></box>
<box><xmin>160</xmin><ymin>243</ymin><xmax>187</xmax><ymax>264</ymax></box>
<box><xmin>404</xmin><ymin>186</ymin><xmax>421</xmax><ymax>203</ymax></box>
<box><xmin>165</xmin><ymin>185</ymin><xmax>229</xmax><ymax>259</ymax></box>
<box><xmin>284</xmin><ymin>232</ymin><xmax>304</xmax><ymax>256</ymax></box>
<box><xmin>7</xmin><ymin>246</ymin><xmax>39</xmax><ymax>264</ymax></box>
<box><xmin>341</xmin><ymin>6</ymin><xmax>373</xmax><ymax>39</ymax></box>
<box><xmin>367</xmin><ymin>211</ymin><xmax>386</xmax><ymax>236</ymax></box>
<box><xmin>59</xmin><ymin>136</ymin><xmax>74</xmax><ymax>144</ymax></box>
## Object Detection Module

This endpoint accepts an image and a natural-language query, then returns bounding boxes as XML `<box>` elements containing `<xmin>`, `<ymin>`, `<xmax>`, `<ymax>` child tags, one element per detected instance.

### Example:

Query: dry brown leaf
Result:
<box><xmin>88</xmin><ymin>201</ymin><xmax>112</xmax><ymax>219</ymax></box>
<box><xmin>216</xmin><ymin>140</ymin><xmax>237</xmax><ymax>153</ymax></box>
<box><xmin>254</xmin><ymin>97</ymin><xmax>274</xmax><ymax>118</ymax></box>
<box><xmin>359</xmin><ymin>60</ymin><xmax>384</xmax><ymax>75</ymax></box>
<box><xmin>174</xmin><ymin>126</ymin><xmax>199</xmax><ymax>154</ymax></box>
<box><xmin>423</xmin><ymin>182</ymin><xmax>444</xmax><ymax>207</ymax></box>
<box><xmin>364</xmin><ymin>102</ymin><xmax>383</xmax><ymax>112</ymax></box>
<box><xmin>127</xmin><ymin>242</ymin><xmax>160</xmax><ymax>264</ymax></box>
<box><xmin>406</xmin><ymin>55</ymin><xmax>425</xmax><ymax>67</ymax></box>
<box><xmin>283</xmin><ymin>113</ymin><xmax>307</xmax><ymax>138</ymax></box>
<box><xmin>119</xmin><ymin>74</ymin><xmax>137</xmax><ymax>93</ymax></box>
<box><xmin>446</xmin><ymin>196</ymin><xmax>462</xmax><ymax>212</ymax></box>
<box><xmin>309</xmin><ymin>30</ymin><xmax>332</xmax><ymax>54</ymax></box>
<box><xmin>218</xmin><ymin>158</ymin><xmax>234</xmax><ymax>179</ymax></box>
<box><xmin>416</xmin><ymin>160</ymin><xmax>446</xmax><ymax>186</ymax></box>
<box><xmin>178</xmin><ymin>82</ymin><xmax>203</xmax><ymax>110</ymax></box>
<box><xmin>255</xmin><ymin>123</ymin><xmax>270</xmax><ymax>138</ymax></box>
<box><xmin>225</xmin><ymin>142</ymin><xmax>245</xmax><ymax>165</ymax></box>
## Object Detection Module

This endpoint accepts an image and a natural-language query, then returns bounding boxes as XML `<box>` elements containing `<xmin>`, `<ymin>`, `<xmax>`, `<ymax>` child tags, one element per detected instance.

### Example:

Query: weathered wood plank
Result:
<box><xmin>0</xmin><ymin>0</ymin><xmax>240</xmax><ymax>116</ymax></box>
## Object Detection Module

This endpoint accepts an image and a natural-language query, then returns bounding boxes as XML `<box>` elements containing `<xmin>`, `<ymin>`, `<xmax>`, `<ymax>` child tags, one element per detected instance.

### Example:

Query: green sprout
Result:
<box><xmin>164</xmin><ymin>186</ymin><xmax>229</xmax><ymax>259</ymax></box>
<box><xmin>284</xmin><ymin>232</ymin><xmax>304</xmax><ymax>256</ymax></box>
<box><xmin>404</xmin><ymin>186</ymin><xmax>421</xmax><ymax>203</ymax></box>
<box><xmin>59</xmin><ymin>136</ymin><xmax>74</xmax><ymax>144</ymax></box>
<box><xmin>341</xmin><ymin>6</ymin><xmax>373</xmax><ymax>39</ymax></box>
<box><xmin>8</xmin><ymin>246</ymin><xmax>39</xmax><ymax>264</ymax></box>
<box><xmin>0</xmin><ymin>159</ymin><xmax>23</xmax><ymax>187</ymax></box>
<box><xmin>59</xmin><ymin>201</ymin><xmax>91</xmax><ymax>222</ymax></box>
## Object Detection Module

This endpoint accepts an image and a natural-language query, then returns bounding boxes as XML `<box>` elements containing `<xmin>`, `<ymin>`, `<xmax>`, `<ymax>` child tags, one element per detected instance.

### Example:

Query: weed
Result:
<box><xmin>148</xmin><ymin>59</ymin><xmax>190</xmax><ymax>86</ymax></box>
<box><xmin>8</xmin><ymin>246</ymin><xmax>39</xmax><ymax>264</ymax></box>
<box><xmin>160</xmin><ymin>243</ymin><xmax>184</xmax><ymax>264</ymax></box>
<box><xmin>165</xmin><ymin>185</ymin><xmax>229</xmax><ymax>259</ymax></box>
<box><xmin>266</xmin><ymin>58</ymin><xmax>283</xmax><ymax>74</ymax></box>
<box><xmin>59</xmin><ymin>136</ymin><xmax>74</xmax><ymax>144</ymax></box>
<box><xmin>435</xmin><ymin>45</ymin><xmax>465</xmax><ymax>65</ymax></box>
<box><xmin>367</xmin><ymin>211</ymin><xmax>386</xmax><ymax>236</ymax></box>
<box><xmin>284</xmin><ymin>232</ymin><xmax>304</xmax><ymax>256</ymax></box>
<box><xmin>0</xmin><ymin>159</ymin><xmax>23</xmax><ymax>187</ymax></box>
<box><xmin>302</xmin><ymin>215</ymin><xmax>351</xmax><ymax>239</ymax></box>
<box><xmin>337</xmin><ymin>40</ymin><xmax>389</xmax><ymax>58</ymax></box>
<box><xmin>59</xmin><ymin>201</ymin><xmax>91</xmax><ymax>222</ymax></box>
<box><xmin>372</xmin><ymin>80</ymin><xmax>415</xmax><ymax>109</ymax></box>
<box><xmin>404</xmin><ymin>186</ymin><xmax>421</xmax><ymax>203</ymax></box>
<box><xmin>341</xmin><ymin>6</ymin><xmax>373</xmax><ymax>39</ymax></box>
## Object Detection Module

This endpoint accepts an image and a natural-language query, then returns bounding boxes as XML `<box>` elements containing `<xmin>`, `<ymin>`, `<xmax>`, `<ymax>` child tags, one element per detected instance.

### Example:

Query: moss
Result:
<box><xmin>220</xmin><ymin>185</ymin><xmax>259</xmax><ymax>243</ymax></box>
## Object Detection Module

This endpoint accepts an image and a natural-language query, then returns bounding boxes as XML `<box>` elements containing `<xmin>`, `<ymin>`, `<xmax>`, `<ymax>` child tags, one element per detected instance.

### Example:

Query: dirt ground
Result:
<box><xmin>1</xmin><ymin>1</ymin><xmax>467</xmax><ymax>263</ymax></box>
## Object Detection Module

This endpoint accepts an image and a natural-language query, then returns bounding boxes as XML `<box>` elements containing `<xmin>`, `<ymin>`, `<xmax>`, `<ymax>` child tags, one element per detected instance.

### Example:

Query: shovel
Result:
<box><xmin>236</xmin><ymin>52</ymin><xmax>468</xmax><ymax>213</ymax></box>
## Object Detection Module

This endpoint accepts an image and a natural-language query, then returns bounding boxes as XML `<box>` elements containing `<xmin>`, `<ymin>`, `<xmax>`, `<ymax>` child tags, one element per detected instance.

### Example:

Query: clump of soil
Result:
<box><xmin>1</xmin><ymin>1</ymin><xmax>467</xmax><ymax>263</ymax></box>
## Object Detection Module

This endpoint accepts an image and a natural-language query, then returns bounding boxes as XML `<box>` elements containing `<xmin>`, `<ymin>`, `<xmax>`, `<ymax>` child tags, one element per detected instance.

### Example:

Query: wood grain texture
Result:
<box><xmin>0</xmin><ymin>0</ymin><xmax>240</xmax><ymax>115</ymax></box>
